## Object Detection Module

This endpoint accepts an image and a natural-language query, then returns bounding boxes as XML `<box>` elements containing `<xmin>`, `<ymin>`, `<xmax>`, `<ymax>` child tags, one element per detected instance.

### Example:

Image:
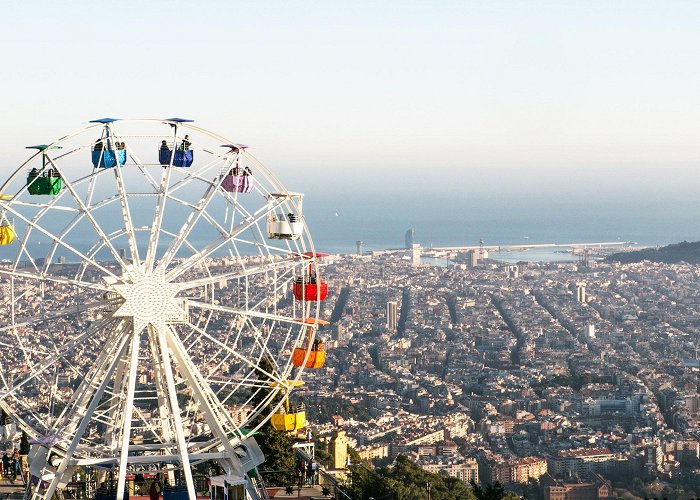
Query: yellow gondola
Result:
<box><xmin>270</xmin><ymin>399</ymin><xmax>306</xmax><ymax>432</ymax></box>
<box><xmin>0</xmin><ymin>219</ymin><xmax>15</xmax><ymax>245</ymax></box>
<box><xmin>292</xmin><ymin>318</ymin><xmax>329</xmax><ymax>369</ymax></box>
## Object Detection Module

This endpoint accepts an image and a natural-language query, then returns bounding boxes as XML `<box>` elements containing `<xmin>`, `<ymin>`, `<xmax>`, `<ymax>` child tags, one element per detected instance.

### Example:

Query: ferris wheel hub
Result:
<box><xmin>110</xmin><ymin>267</ymin><xmax>184</xmax><ymax>333</ymax></box>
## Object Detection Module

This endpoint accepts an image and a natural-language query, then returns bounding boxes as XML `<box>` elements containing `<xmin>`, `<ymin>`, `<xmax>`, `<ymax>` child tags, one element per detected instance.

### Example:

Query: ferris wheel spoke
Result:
<box><xmin>164</xmin><ymin>197</ymin><xmax>288</xmax><ymax>282</ymax></box>
<box><xmin>145</xmin><ymin>163</ymin><xmax>173</xmax><ymax>271</ymax></box>
<box><xmin>0</xmin><ymin>298</ymin><xmax>110</xmax><ymax>335</ymax></box>
<box><xmin>0</xmin><ymin>202</ymin><xmax>120</xmax><ymax>280</ymax></box>
<box><xmin>166</xmin><ymin>153</ymin><xmax>231</xmax><ymax>196</ymax></box>
<box><xmin>111</xmin><ymin>164</ymin><xmax>141</xmax><ymax>267</ymax></box>
<box><xmin>8</xmin><ymin>201</ymin><xmax>79</xmax><ymax>213</ymax></box>
<box><xmin>45</xmin><ymin>156</ymin><xmax>134</xmax><ymax>278</ymax></box>
<box><xmin>0</xmin><ymin>267</ymin><xmax>110</xmax><ymax>293</ymax></box>
<box><xmin>178</xmin><ymin>317</ymin><xmax>292</xmax><ymax>389</ymax></box>
<box><xmin>157</xmin><ymin>163</ymin><xmax>231</xmax><ymax>273</ymax></box>
<box><xmin>186</xmin><ymin>300</ymin><xmax>301</xmax><ymax>327</ymax></box>
<box><xmin>175</xmin><ymin>258</ymin><xmax>299</xmax><ymax>292</ymax></box>
<box><xmin>0</xmin><ymin>316</ymin><xmax>118</xmax><ymax>398</ymax></box>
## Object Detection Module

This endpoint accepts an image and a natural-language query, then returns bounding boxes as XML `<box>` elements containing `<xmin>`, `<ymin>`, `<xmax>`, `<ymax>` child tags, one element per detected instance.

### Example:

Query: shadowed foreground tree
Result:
<box><xmin>470</xmin><ymin>480</ymin><xmax>519</xmax><ymax>500</ymax></box>
<box><xmin>349</xmin><ymin>454</ymin><xmax>476</xmax><ymax>500</ymax></box>
<box><xmin>249</xmin><ymin>357</ymin><xmax>297</xmax><ymax>487</ymax></box>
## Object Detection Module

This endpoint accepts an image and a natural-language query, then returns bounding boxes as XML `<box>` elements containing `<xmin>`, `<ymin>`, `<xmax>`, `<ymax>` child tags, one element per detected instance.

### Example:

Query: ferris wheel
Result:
<box><xmin>0</xmin><ymin>118</ymin><xmax>329</xmax><ymax>500</ymax></box>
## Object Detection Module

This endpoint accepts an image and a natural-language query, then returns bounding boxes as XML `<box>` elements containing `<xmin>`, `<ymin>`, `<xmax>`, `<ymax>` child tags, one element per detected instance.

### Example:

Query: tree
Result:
<box><xmin>348</xmin><ymin>455</ymin><xmax>475</xmax><ymax>500</ymax></box>
<box><xmin>248</xmin><ymin>357</ymin><xmax>298</xmax><ymax>487</ymax></box>
<box><xmin>470</xmin><ymin>481</ymin><xmax>520</xmax><ymax>500</ymax></box>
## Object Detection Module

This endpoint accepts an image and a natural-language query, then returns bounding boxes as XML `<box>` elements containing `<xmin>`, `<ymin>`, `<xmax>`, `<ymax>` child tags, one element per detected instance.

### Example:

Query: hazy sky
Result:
<box><xmin>2</xmin><ymin>0</ymin><xmax>699</xmax><ymax>200</ymax></box>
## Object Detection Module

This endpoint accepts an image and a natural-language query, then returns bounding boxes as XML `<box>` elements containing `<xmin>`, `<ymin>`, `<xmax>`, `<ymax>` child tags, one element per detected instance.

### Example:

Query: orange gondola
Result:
<box><xmin>292</xmin><ymin>318</ymin><xmax>330</xmax><ymax>369</ymax></box>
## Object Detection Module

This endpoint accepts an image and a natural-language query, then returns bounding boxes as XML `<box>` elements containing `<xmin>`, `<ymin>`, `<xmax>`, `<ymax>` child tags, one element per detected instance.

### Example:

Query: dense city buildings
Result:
<box><xmin>299</xmin><ymin>249</ymin><xmax>700</xmax><ymax>497</ymax></box>
<box><xmin>6</xmin><ymin>246</ymin><xmax>700</xmax><ymax>497</ymax></box>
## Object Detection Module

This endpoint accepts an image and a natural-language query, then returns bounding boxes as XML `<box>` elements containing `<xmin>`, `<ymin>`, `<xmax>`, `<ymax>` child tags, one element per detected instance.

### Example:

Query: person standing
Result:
<box><xmin>149</xmin><ymin>481</ymin><xmax>160</xmax><ymax>500</ymax></box>
<box><xmin>2</xmin><ymin>453</ymin><xmax>9</xmax><ymax>478</ymax></box>
<box><xmin>311</xmin><ymin>459</ymin><xmax>319</xmax><ymax>485</ymax></box>
<box><xmin>11</xmin><ymin>448</ymin><xmax>19</xmax><ymax>480</ymax></box>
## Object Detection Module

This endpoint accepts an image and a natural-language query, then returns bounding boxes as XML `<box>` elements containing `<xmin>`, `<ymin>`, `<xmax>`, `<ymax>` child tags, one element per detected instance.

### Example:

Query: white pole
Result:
<box><xmin>116</xmin><ymin>327</ymin><xmax>141</xmax><ymax>500</ymax></box>
<box><xmin>157</xmin><ymin>325</ymin><xmax>197</xmax><ymax>499</ymax></box>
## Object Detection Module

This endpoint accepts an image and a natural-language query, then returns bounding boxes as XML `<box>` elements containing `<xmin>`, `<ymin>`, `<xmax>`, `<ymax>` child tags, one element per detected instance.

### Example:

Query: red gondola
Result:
<box><xmin>293</xmin><ymin>252</ymin><xmax>329</xmax><ymax>302</ymax></box>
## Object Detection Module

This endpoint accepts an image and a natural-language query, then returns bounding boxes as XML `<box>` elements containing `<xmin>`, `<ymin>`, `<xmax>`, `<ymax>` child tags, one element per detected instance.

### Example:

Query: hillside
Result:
<box><xmin>606</xmin><ymin>241</ymin><xmax>700</xmax><ymax>265</ymax></box>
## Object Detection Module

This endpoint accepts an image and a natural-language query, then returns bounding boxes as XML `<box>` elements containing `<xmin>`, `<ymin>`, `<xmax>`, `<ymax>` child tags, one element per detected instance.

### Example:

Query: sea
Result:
<box><xmin>302</xmin><ymin>191</ymin><xmax>700</xmax><ymax>261</ymax></box>
<box><xmin>3</xmin><ymin>190</ymin><xmax>698</xmax><ymax>265</ymax></box>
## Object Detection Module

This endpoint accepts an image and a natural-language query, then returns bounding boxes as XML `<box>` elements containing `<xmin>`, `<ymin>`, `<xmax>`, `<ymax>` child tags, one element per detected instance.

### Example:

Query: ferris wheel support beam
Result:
<box><xmin>102</xmin><ymin>331</ymin><xmax>130</xmax><ymax>464</ymax></box>
<box><xmin>116</xmin><ymin>328</ymin><xmax>142</xmax><ymax>500</ymax></box>
<box><xmin>156</xmin><ymin>325</ymin><xmax>197</xmax><ymax>500</ymax></box>
<box><xmin>147</xmin><ymin>328</ymin><xmax>175</xmax><ymax>451</ymax></box>
<box><xmin>53</xmin><ymin>321</ymin><xmax>128</xmax><ymax>437</ymax></box>
<box><xmin>165</xmin><ymin>326</ymin><xmax>248</xmax><ymax>470</ymax></box>
<box><xmin>39</xmin><ymin>333</ymin><xmax>130</xmax><ymax>500</ymax></box>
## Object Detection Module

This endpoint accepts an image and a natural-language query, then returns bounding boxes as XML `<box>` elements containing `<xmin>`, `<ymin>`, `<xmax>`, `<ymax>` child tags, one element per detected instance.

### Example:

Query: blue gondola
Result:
<box><xmin>158</xmin><ymin>149</ymin><xmax>193</xmax><ymax>168</ymax></box>
<box><xmin>92</xmin><ymin>149</ymin><xmax>127</xmax><ymax>168</ymax></box>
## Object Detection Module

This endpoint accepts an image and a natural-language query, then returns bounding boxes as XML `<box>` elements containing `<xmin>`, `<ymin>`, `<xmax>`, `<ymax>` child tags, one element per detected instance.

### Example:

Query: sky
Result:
<box><xmin>1</xmin><ymin>0</ymin><xmax>699</xmax><ymax>206</ymax></box>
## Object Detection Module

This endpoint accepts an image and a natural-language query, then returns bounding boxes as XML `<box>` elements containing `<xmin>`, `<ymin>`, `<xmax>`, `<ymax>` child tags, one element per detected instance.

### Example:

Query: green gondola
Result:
<box><xmin>26</xmin><ymin>145</ymin><xmax>62</xmax><ymax>196</ymax></box>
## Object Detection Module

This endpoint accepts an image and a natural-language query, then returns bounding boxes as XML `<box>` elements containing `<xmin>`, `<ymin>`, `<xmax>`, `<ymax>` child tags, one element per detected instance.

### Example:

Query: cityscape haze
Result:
<box><xmin>1</xmin><ymin>2</ymin><xmax>700</xmax><ymax>500</ymax></box>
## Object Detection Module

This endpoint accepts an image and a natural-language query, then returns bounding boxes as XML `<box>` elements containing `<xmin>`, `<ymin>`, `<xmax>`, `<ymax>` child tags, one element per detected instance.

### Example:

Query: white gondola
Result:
<box><xmin>267</xmin><ymin>192</ymin><xmax>304</xmax><ymax>240</ymax></box>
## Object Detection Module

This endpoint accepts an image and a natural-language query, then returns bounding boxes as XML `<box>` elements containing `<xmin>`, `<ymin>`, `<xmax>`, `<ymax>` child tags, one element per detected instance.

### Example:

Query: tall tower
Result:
<box><xmin>330</xmin><ymin>430</ymin><xmax>349</xmax><ymax>469</ymax></box>
<box><xmin>576</xmin><ymin>283</ymin><xmax>587</xmax><ymax>304</ymax></box>
<box><xmin>468</xmin><ymin>250</ymin><xmax>479</xmax><ymax>268</ymax></box>
<box><xmin>387</xmin><ymin>301</ymin><xmax>398</xmax><ymax>331</ymax></box>
<box><xmin>411</xmin><ymin>246</ymin><xmax>421</xmax><ymax>267</ymax></box>
<box><xmin>356</xmin><ymin>240</ymin><xmax>363</xmax><ymax>256</ymax></box>
<box><xmin>405</xmin><ymin>228</ymin><xmax>415</xmax><ymax>249</ymax></box>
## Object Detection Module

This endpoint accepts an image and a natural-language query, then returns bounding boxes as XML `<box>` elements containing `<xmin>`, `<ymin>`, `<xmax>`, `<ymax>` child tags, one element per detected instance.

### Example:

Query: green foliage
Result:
<box><xmin>307</xmin><ymin>398</ymin><xmax>372</xmax><ymax>424</ymax></box>
<box><xmin>248</xmin><ymin>357</ymin><xmax>298</xmax><ymax>487</ymax></box>
<box><xmin>254</xmin><ymin>425</ymin><xmax>297</xmax><ymax>486</ymax></box>
<box><xmin>607</xmin><ymin>240</ymin><xmax>700</xmax><ymax>265</ymax></box>
<box><xmin>349</xmin><ymin>455</ymin><xmax>476</xmax><ymax>500</ymax></box>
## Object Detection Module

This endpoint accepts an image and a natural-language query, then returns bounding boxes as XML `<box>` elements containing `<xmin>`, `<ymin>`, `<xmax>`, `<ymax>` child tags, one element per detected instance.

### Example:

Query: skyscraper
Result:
<box><xmin>411</xmin><ymin>246</ymin><xmax>421</xmax><ymax>267</ymax></box>
<box><xmin>386</xmin><ymin>301</ymin><xmax>398</xmax><ymax>331</ymax></box>
<box><xmin>405</xmin><ymin>228</ymin><xmax>415</xmax><ymax>249</ymax></box>
<box><xmin>576</xmin><ymin>283</ymin><xmax>586</xmax><ymax>303</ymax></box>
<box><xmin>356</xmin><ymin>240</ymin><xmax>363</xmax><ymax>256</ymax></box>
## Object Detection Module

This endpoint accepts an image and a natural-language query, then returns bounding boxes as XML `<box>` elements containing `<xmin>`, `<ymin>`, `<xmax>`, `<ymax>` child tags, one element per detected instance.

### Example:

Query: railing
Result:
<box><xmin>293</xmin><ymin>447</ymin><xmax>352</xmax><ymax>500</ymax></box>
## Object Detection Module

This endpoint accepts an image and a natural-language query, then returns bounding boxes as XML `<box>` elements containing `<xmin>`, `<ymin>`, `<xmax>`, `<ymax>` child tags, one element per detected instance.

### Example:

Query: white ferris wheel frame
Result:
<box><xmin>0</xmin><ymin>119</ymin><xmax>325</xmax><ymax>500</ymax></box>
